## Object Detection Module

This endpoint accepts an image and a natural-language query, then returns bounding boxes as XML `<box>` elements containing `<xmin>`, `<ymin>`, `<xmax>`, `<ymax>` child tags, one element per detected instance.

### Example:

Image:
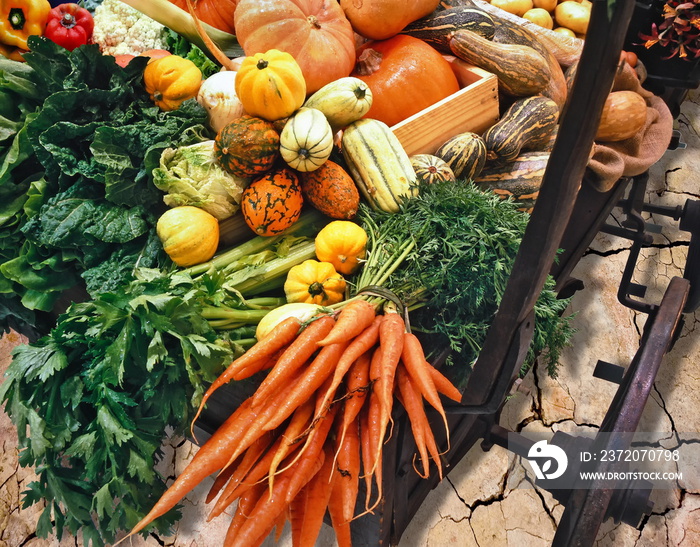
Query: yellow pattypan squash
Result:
<box><xmin>235</xmin><ymin>49</ymin><xmax>306</xmax><ymax>121</ymax></box>
<box><xmin>314</xmin><ymin>220</ymin><xmax>368</xmax><ymax>275</ymax></box>
<box><xmin>284</xmin><ymin>260</ymin><xmax>346</xmax><ymax>306</ymax></box>
<box><xmin>144</xmin><ymin>55</ymin><xmax>203</xmax><ymax>111</ymax></box>
<box><xmin>156</xmin><ymin>206</ymin><xmax>219</xmax><ymax>267</ymax></box>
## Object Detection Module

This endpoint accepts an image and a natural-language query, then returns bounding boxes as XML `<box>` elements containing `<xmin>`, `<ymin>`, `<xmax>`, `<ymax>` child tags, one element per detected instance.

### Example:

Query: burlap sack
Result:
<box><xmin>584</xmin><ymin>62</ymin><xmax>674</xmax><ymax>192</ymax></box>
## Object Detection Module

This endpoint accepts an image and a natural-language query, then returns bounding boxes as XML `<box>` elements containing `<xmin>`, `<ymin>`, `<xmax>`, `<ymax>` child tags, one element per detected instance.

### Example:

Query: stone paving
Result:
<box><xmin>0</xmin><ymin>92</ymin><xmax>698</xmax><ymax>547</ymax></box>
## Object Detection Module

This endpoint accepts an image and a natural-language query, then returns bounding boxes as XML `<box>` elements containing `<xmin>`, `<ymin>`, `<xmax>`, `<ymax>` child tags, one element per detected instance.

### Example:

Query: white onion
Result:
<box><xmin>197</xmin><ymin>69</ymin><xmax>245</xmax><ymax>134</ymax></box>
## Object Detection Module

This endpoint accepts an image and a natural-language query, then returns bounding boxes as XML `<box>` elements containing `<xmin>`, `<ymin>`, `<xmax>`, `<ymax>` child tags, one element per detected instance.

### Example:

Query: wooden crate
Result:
<box><xmin>391</xmin><ymin>59</ymin><xmax>499</xmax><ymax>156</ymax></box>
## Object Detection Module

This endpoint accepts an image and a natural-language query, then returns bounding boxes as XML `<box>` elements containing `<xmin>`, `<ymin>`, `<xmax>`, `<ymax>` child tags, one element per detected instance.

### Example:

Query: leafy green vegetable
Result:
<box><xmin>0</xmin><ymin>268</ymin><xmax>239</xmax><ymax>546</ymax></box>
<box><xmin>354</xmin><ymin>181</ymin><xmax>574</xmax><ymax>386</ymax></box>
<box><xmin>0</xmin><ymin>36</ymin><xmax>213</xmax><ymax>327</ymax></box>
<box><xmin>165</xmin><ymin>29</ymin><xmax>224</xmax><ymax>79</ymax></box>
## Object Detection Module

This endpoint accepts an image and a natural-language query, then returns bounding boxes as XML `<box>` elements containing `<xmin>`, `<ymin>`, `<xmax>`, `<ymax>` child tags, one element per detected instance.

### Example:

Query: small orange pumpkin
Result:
<box><xmin>352</xmin><ymin>35</ymin><xmax>460</xmax><ymax>127</ymax></box>
<box><xmin>234</xmin><ymin>0</ymin><xmax>356</xmax><ymax>93</ymax></box>
<box><xmin>284</xmin><ymin>259</ymin><xmax>346</xmax><ymax>306</ymax></box>
<box><xmin>143</xmin><ymin>55</ymin><xmax>203</xmax><ymax>111</ymax></box>
<box><xmin>340</xmin><ymin>0</ymin><xmax>440</xmax><ymax>40</ymax></box>
<box><xmin>241</xmin><ymin>167</ymin><xmax>304</xmax><ymax>236</ymax></box>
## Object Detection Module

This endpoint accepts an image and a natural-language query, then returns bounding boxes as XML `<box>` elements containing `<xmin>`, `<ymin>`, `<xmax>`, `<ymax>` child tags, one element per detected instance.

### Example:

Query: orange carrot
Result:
<box><xmin>333</xmin><ymin>350</ymin><xmax>372</xmax><ymax>469</ymax></box>
<box><xmin>400</xmin><ymin>367</ymin><xmax>444</xmax><ymax>479</ymax></box>
<box><xmin>263</xmin><ymin>340</ymin><xmax>349</xmax><ymax>433</ymax></box>
<box><xmin>191</xmin><ymin>316</ymin><xmax>301</xmax><ymax>431</ymax></box>
<box><xmin>251</xmin><ymin>315</ymin><xmax>335</xmax><ymax>408</ymax></box>
<box><xmin>205</xmin><ymin>452</ymin><xmax>241</xmax><ymax>504</ymax></box>
<box><xmin>359</xmin><ymin>400</ymin><xmax>375</xmax><ymax>512</ymax></box>
<box><xmin>315</xmin><ymin>315</ymin><xmax>383</xmax><ymax>419</ymax></box>
<box><xmin>360</xmin><ymin>386</ymin><xmax>383</xmax><ymax>510</ymax></box>
<box><xmin>222</xmin><ymin>481</ymin><xmax>265</xmax><ymax>547</ymax></box>
<box><xmin>122</xmin><ymin>398</ymin><xmax>254</xmax><ymax>539</ymax></box>
<box><xmin>221</xmin><ymin>369</ymin><xmax>305</xmax><ymax>470</ymax></box>
<box><xmin>205</xmin><ymin>431</ymin><xmax>272</xmax><ymax>515</ymax></box>
<box><xmin>267</xmin><ymin>397</ymin><xmax>315</xmax><ymax>493</ymax></box>
<box><xmin>318</xmin><ymin>299</ymin><xmax>376</xmax><ymax>346</ymax></box>
<box><xmin>285</xmin><ymin>404</ymin><xmax>339</xmax><ymax>503</ymax></box>
<box><xmin>371</xmin><ymin>312</ymin><xmax>405</xmax><ymax>471</ymax></box>
<box><xmin>290</xmin><ymin>445</ymin><xmax>336</xmax><ymax>547</ymax></box>
<box><xmin>230</xmin><ymin>464</ymin><xmax>297</xmax><ymax>547</ymax></box>
<box><xmin>401</xmin><ymin>332</ymin><xmax>450</xmax><ymax>444</ymax></box>
<box><xmin>209</xmin><ymin>435</ymin><xmax>289</xmax><ymax>521</ymax></box>
<box><xmin>231</xmin><ymin>346</ymin><xmax>286</xmax><ymax>381</ymax></box>
<box><xmin>273</xmin><ymin>506</ymin><xmax>288</xmax><ymax>543</ymax></box>
<box><xmin>417</xmin><ymin>404</ymin><xmax>444</xmax><ymax>481</ymax></box>
<box><xmin>396</xmin><ymin>365</ymin><xmax>431</xmax><ymax>479</ymax></box>
<box><xmin>427</xmin><ymin>364</ymin><xmax>463</xmax><ymax>403</ymax></box>
<box><xmin>335</xmin><ymin>416</ymin><xmax>361</xmax><ymax>523</ymax></box>
<box><xmin>328</xmin><ymin>465</ymin><xmax>354</xmax><ymax>547</ymax></box>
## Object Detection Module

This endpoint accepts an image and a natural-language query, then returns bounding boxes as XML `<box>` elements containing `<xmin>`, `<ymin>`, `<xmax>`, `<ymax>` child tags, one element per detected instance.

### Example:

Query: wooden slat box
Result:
<box><xmin>391</xmin><ymin>59</ymin><xmax>499</xmax><ymax>156</ymax></box>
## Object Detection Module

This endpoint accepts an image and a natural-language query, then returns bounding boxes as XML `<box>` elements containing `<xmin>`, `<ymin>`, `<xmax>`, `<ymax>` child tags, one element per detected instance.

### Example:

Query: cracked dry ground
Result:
<box><xmin>1</xmin><ymin>89</ymin><xmax>699</xmax><ymax>547</ymax></box>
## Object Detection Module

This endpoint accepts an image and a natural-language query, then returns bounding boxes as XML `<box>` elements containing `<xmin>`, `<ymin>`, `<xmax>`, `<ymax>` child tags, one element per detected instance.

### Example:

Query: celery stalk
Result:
<box><xmin>184</xmin><ymin>209</ymin><xmax>327</xmax><ymax>277</ymax></box>
<box><xmin>226</xmin><ymin>240</ymin><xmax>318</xmax><ymax>297</ymax></box>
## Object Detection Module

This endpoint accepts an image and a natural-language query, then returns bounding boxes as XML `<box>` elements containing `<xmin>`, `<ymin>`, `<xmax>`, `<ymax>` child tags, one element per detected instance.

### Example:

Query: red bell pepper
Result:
<box><xmin>43</xmin><ymin>2</ymin><xmax>93</xmax><ymax>51</ymax></box>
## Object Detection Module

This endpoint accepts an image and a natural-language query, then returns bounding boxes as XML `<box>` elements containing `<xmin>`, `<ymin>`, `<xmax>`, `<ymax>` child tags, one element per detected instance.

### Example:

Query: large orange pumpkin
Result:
<box><xmin>170</xmin><ymin>0</ymin><xmax>238</xmax><ymax>34</ymax></box>
<box><xmin>352</xmin><ymin>35</ymin><xmax>461</xmax><ymax>127</ymax></box>
<box><xmin>340</xmin><ymin>0</ymin><xmax>441</xmax><ymax>40</ymax></box>
<box><xmin>233</xmin><ymin>0</ymin><xmax>356</xmax><ymax>93</ymax></box>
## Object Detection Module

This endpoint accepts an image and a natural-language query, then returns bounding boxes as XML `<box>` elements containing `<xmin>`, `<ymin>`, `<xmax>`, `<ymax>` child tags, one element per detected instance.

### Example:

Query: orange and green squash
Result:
<box><xmin>434</xmin><ymin>132</ymin><xmax>487</xmax><ymax>180</ymax></box>
<box><xmin>214</xmin><ymin>115</ymin><xmax>280</xmax><ymax>177</ymax></box>
<box><xmin>482</xmin><ymin>95</ymin><xmax>559</xmax><ymax>162</ymax></box>
<box><xmin>410</xmin><ymin>154</ymin><xmax>456</xmax><ymax>185</ymax></box>
<box><xmin>474</xmin><ymin>151</ymin><xmax>550</xmax><ymax>213</ymax></box>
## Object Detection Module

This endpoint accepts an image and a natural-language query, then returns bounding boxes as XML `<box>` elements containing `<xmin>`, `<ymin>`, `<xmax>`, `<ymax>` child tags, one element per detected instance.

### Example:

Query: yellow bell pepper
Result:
<box><xmin>0</xmin><ymin>40</ymin><xmax>25</xmax><ymax>61</ymax></box>
<box><xmin>0</xmin><ymin>0</ymin><xmax>51</xmax><ymax>51</ymax></box>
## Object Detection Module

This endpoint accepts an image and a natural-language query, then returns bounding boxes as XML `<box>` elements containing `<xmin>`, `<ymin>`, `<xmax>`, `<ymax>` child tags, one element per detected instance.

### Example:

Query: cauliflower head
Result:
<box><xmin>92</xmin><ymin>0</ymin><xmax>169</xmax><ymax>56</ymax></box>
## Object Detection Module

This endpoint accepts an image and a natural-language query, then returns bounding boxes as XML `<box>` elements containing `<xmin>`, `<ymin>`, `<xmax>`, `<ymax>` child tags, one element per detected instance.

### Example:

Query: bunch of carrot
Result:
<box><xmin>118</xmin><ymin>299</ymin><xmax>463</xmax><ymax>547</ymax></box>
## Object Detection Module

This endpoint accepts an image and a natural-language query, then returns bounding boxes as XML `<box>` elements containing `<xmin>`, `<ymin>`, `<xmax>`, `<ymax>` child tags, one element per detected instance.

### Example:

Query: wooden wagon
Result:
<box><xmin>195</xmin><ymin>1</ymin><xmax>699</xmax><ymax>544</ymax></box>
